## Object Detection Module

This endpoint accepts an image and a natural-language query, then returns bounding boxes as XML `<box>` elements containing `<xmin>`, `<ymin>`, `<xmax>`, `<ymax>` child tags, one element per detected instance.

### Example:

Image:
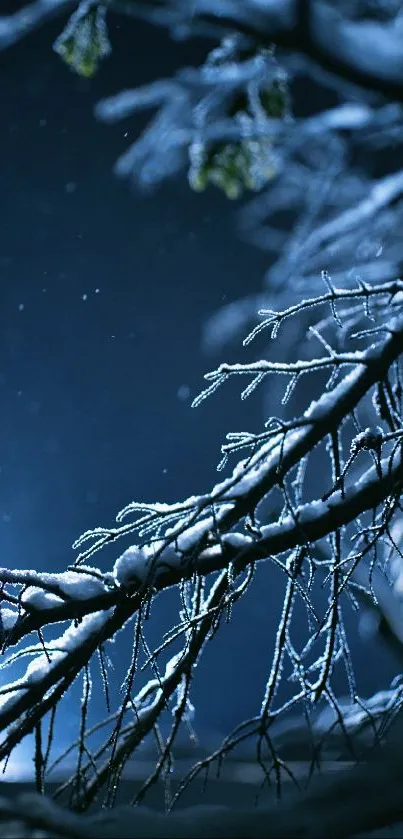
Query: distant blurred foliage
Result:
<box><xmin>188</xmin><ymin>75</ymin><xmax>289</xmax><ymax>200</ymax></box>
<box><xmin>53</xmin><ymin>1</ymin><xmax>111</xmax><ymax>78</ymax></box>
<box><xmin>52</xmin><ymin>2</ymin><xmax>289</xmax><ymax>197</ymax></box>
<box><xmin>188</xmin><ymin>135</ymin><xmax>277</xmax><ymax>200</ymax></box>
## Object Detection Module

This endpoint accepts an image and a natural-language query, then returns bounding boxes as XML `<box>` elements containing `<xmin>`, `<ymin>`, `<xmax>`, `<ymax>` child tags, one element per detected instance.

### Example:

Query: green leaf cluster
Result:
<box><xmin>189</xmin><ymin>136</ymin><xmax>277</xmax><ymax>200</ymax></box>
<box><xmin>53</xmin><ymin>3</ymin><xmax>111</xmax><ymax>78</ymax></box>
<box><xmin>188</xmin><ymin>78</ymin><xmax>289</xmax><ymax>199</ymax></box>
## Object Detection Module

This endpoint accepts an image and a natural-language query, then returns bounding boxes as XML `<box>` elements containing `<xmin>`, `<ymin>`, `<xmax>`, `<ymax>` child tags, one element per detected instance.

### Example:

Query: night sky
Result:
<box><xmin>0</xmin><ymin>5</ymin><xmax>401</xmax><ymax>766</ymax></box>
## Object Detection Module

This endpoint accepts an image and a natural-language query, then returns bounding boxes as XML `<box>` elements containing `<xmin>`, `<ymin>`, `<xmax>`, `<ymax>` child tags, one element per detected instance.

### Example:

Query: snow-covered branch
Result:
<box><xmin>0</xmin><ymin>279</ymin><xmax>401</xmax><ymax>811</ymax></box>
<box><xmin>0</xmin><ymin>0</ymin><xmax>74</xmax><ymax>50</ymax></box>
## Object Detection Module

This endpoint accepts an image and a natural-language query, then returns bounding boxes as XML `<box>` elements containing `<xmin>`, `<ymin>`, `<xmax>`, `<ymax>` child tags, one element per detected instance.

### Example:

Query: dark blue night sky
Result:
<box><xmin>0</xmin><ymin>8</ymin><xmax>401</xmax><ymax>761</ymax></box>
<box><xmin>0</xmin><ymin>16</ymin><xmax>269</xmax><ymax>561</ymax></box>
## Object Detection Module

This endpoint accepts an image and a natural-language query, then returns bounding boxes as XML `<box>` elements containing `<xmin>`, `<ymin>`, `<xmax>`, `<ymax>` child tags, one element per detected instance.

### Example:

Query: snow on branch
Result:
<box><xmin>0</xmin><ymin>0</ymin><xmax>74</xmax><ymax>50</ymax></box>
<box><xmin>0</xmin><ymin>279</ymin><xmax>401</xmax><ymax>811</ymax></box>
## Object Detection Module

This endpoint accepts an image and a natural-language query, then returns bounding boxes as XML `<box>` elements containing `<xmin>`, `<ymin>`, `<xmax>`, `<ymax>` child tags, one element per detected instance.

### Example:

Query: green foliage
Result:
<box><xmin>188</xmin><ymin>78</ymin><xmax>289</xmax><ymax>200</ymax></box>
<box><xmin>53</xmin><ymin>2</ymin><xmax>111</xmax><ymax>78</ymax></box>
<box><xmin>260</xmin><ymin>81</ymin><xmax>289</xmax><ymax>119</ymax></box>
<box><xmin>188</xmin><ymin>135</ymin><xmax>277</xmax><ymax>200</ymax></box>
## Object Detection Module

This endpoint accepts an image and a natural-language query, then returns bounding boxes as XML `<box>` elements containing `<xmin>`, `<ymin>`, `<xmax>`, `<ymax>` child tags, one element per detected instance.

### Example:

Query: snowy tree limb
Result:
<box><xmin>0</xmin><ymin>0</ymin><xmax>74</xmax><ymax>50</ymax></box>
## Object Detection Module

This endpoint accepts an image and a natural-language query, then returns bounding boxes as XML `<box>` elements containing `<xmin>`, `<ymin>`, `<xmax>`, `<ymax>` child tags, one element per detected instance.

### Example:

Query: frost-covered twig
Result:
<box><xmin>0</xmin><ymin>285</ymin><xmax>401</xmax><ymax>809</ymax></box>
